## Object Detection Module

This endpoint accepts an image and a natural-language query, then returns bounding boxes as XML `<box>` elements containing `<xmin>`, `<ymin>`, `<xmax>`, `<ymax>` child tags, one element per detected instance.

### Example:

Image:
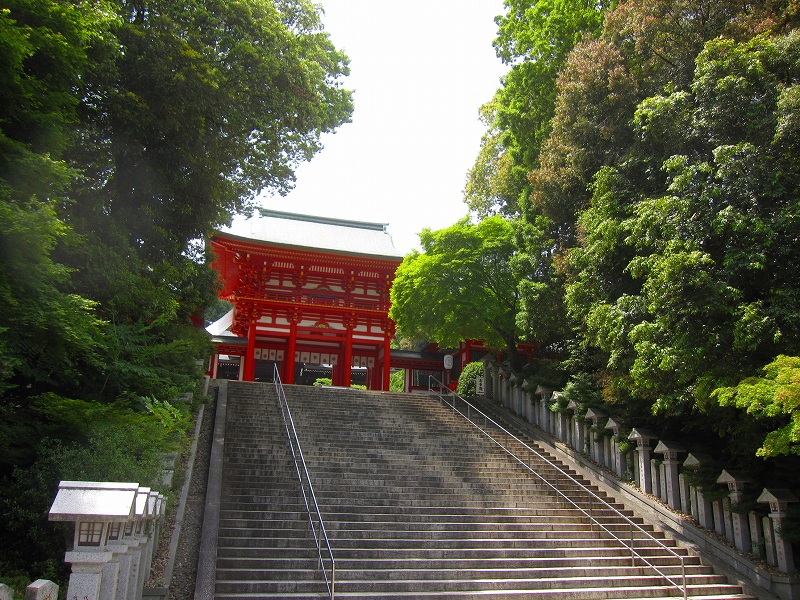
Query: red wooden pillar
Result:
<box><xmin>343</xmin><ymin>318</ymin><xmax>353</xmax><ymax>388</ymax></box>
<box><xmin>209</xmin><ymin>353</ymin><xmax>219</xmax><ymax>379</ymax></box>
<box><xmin>243</xmin><ymin>320</ymin><xmax>256</xmax><ymax>381</ymax></box>
<box><xmin>285</xmin><ymin>318</ymin><xmax>298</xmax><ymax>384</ymax></box>
<box><xmin>382</xmin><ymin>335</ymin><xmax>392</xmax><ymax>391</ymax></box>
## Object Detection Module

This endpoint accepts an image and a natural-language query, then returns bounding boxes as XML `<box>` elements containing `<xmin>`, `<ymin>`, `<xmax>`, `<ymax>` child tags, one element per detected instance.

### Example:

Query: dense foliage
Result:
<box><xmin>0</xmin><ymin>0</ymin><xmax>352</xmax><ymax>582</ymax></box>
<box><xmin>386</xmin><ymin>1</ymin><xmax>800</xmax><ymax>545</ymax></box>
<box><xmin>446</xmin><ymin>0</ymin><xmax>800</xmax><ymax>488</ymax></box>
<box><xmin>390</xmin><ymin>217</ymin><xmax>527</xmax><ymax>368</ymax></box>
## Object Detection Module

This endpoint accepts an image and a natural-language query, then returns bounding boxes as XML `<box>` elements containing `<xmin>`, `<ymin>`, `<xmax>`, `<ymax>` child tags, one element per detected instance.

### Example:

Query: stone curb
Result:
<box><xmin>193</xmin><ymin>380</ymin><xmax>227</xmax><ymax>600</ymax></box>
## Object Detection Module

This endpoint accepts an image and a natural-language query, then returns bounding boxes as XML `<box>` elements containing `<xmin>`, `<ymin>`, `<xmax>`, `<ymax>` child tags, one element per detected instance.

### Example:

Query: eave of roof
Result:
<box><xmin>214</xmin><ymin>210</ymin><xmax>405</xmax><ymax>262</ymax></box>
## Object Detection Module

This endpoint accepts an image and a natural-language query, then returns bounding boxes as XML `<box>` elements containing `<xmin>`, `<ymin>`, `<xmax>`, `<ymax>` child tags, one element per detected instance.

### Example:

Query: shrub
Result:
<box><xmin>457</xmin><ymin>362</ymin><xmax>485</xmax><ymax>397</ymax></box>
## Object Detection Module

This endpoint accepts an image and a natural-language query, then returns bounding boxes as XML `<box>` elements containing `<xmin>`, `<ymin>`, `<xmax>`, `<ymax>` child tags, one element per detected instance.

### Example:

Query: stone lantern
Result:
<box><xmin>716</xmin><ymin>470</ymin><xmax>752</xmax><ymax>553</ymax></box>
<box><xmin>48</xmin><ymin>481</ymin><xmax>138</xmax><ymax>600</ymax></box>
<box><xmin>653</xmin><ymin>440</ymin><xmax>686</xmax><ymax>510</ymax></box>
<box><xmin>757</xmin><ymin>488</ymin><xmax>798</xmax><ymax>573</ymax></box>
<box><xmin>628</xmin><ymin>428</ymin><xmax>659</xmax><ymax>494</ymax></box>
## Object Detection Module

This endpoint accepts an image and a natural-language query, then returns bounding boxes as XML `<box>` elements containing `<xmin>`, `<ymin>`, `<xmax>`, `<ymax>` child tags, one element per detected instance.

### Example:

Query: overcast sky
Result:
<box><xmin>254</xmin><ymin>0</ymin><xmax>508</xmax><ymax>254</ymax></box>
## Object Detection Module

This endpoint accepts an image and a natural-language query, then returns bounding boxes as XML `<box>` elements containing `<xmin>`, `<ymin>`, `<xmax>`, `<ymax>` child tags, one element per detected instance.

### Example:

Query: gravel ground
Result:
<box><xmin>147</xmin><ymin>385</ymin><xmax>217</xmax><ymax>600</ymax></box>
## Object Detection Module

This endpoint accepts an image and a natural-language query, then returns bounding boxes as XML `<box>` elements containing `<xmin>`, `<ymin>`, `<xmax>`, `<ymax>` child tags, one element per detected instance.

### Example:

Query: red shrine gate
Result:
<box><xmin>208</xmin><ymin>211</ymin><xmax>404</xmax><ymax>389</ymax></box>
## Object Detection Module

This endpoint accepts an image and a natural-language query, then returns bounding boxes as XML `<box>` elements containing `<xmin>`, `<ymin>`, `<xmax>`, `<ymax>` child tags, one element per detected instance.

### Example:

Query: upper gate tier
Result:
<box><xmin>211</xmin><ymin>211</ymin><xmax>404</xmax><ymax>329</ymax></box>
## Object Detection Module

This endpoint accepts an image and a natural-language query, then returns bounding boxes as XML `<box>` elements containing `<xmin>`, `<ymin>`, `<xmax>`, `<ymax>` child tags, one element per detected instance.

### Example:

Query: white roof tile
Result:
<box><xmin>219</xmin><ymin>210</ymin><xmax>404</xmax><ymax>260</ymax></box>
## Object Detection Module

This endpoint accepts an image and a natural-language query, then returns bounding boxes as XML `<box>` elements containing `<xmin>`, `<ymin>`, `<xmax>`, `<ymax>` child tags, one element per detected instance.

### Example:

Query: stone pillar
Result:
<box><xmin>107</xmin><ymin>525</ymin><xmax>134</xmax><ymax>600</ymax></box>
<box><xmin>678</xmin><ymin>473</ymin><xmax>691</xmax><ymax>515</ymax></box>
<box><xmin>585</xmin><ymin>408</ymin><xmax>607</xmax><ymax>466</ymax></box>
<box><xmin>568</xmin><ymin>400</ymin><xmax>584</xmax><ymax>453</ymax></box>
<box><xmin>653</xmin><ymin>441</ymin><xmax>685</xmax><ymax>511</ymax></box>
<box><xmin>749</xmin><ymin>512</ymin><xmax>765</xmax><ymax>559</ymax></box>
<box><xmin>510</xmin><ymin>376</ymin><xmax>521</xmax><ymax>416</ymax></box>
<box><xmin>64</xmin><ymin>552</ymin><xmax>113</xmax><ymax>600</ymax></box>
<box><xmin>716</xmin><ymin>470</ymin><xmax>752</xmax><ymax>553</ymax></box>
<box><xmin>628</xmin><ymin>429</ymin><xmax>659</xmax><ymax>494</ymax></box>
<box><xmin>525</xmin><ymin>390</ymin><xmax>535</xmax><ymax>423</ymax></box>
<box><xmin>605</xmin><ymin>418</ymin><xmax>625</xmax><ymax>478</ymax></box>
<box><xmin>650</xmin><ymin>458</ymin><xmax>662</xmax><ymax>499</ymax></box>
<box><xmin>712</xmin><ymin>499</ymin><xmax>726</xmax><ymax>537</ymax></box>
<box><xmin>551</xmin><ymin>391</ymin><xmax>567</xmax><ymax>443</ymax></box>
<box><xmin>535</xmin><ymin>386</ymin><xmax>551</xmax><ymax>431</ymax></box>
<box><xmin>129</xmin><ymin>486</ymin><xmax>153</xmax><ymax>600</ymax></box>
<box><xmin>683</xmin><ymin>453</ymin><xmax>716</xmax><ymax>529</ymax></box>
<box><xmin>763</xmin><ymin>515</ymin><xmax>778</xmax><ymax>567</ymax></box>
<box><xmin>758</xmin><ymin>488</ymin><xmax>799</xmax><ymax>573</ymax></box>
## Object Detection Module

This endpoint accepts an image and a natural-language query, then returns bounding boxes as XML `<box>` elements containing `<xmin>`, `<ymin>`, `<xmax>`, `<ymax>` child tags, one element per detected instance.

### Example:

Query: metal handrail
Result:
<box><xmin>428</xmin><ymin>377</ymin><xmax>687</xmax><ymax>600</ymax></box>
<box><xmin>273</xmin><ymin>365</ymin><xmax>335</xmax><ymax>598</ymax></box>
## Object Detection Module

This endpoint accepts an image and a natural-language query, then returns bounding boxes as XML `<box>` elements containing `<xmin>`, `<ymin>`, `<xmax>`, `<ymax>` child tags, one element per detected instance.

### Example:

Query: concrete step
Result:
<box><xmin>211</xmin><ymin>382</ymin><xmax>751</xmax><ymax>600</ymax></box>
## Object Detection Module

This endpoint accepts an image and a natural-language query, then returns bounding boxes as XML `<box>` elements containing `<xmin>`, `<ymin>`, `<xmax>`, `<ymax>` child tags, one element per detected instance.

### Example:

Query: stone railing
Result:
<box><xmin>48</xmin><ymin>481</ymin><xmax>166</xmax><ymax>600</ymax></box>
<box><xmin>478</xmin><ymin>361</ymin><xmax>799</xmax><ymax>600</ymax></box>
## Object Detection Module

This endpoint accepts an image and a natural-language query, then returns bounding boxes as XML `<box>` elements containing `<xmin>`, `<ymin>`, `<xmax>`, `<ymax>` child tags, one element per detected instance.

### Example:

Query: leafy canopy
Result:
<box><xmin>390</xmin><ymin>217</ymin><xmax>522</xmax><ymax>360</ymax></box>
<box><xmin>714</xmin><ymin>356</ymin><xmax>800</xmax><ymax>458</ymax></box>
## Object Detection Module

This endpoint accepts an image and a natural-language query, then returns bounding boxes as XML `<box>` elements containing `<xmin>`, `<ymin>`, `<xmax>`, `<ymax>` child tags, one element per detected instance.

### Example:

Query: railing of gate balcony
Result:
<box><xmin>428</xmin><ymin>376</ymin><xmax>687</xmax><ymax>600</ymax></box>
<box><xmin>274</xmin><ymin>365</ymin><xmax>335</xmax><ymax>599</ymax></box>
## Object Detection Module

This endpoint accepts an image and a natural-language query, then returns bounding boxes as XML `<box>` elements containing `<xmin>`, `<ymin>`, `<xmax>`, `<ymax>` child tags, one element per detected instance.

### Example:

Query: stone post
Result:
<box><xmin>749</xmin><ymin>512</ymin><xmax>765</xmax><ymax>559</ymax></box>
<box><xmin>535</xmin><ymin>385</ymin><xmax>551</xmax><ymax>432</ymax></box>
<box><xmin>142</xmin><ymin>490</ymin><xmax>160</xmax><ymax>583</ymax></box>
<box><xmin>49</xmin><ymin>481</ymin><xmax>139</xmax><ymax>600</ymax></box>
<box><xmin>757</xmin><ymin>488</ymin><xmax>799</xmax><ymax>573</ymax></box>
<box><xmin>763</xmin><ymin>515</ymin><xmax>778</xmax><ymax>567</ymax></box>
<box><xmin>567</xmin><ymin>400</ymin><xmax>585</xmax><ymax>453</ymax></box>
<box><xmin>683</xmin><ymin>453</ymin><xmax>716</xmax><ymax>530</ymax></box>
<box><xmin>551</xmin><ymin>391</ymin><xmax>567</xmax><ymax>443</ymax></box>
<box><xmin>25</xmin><ymin>580</ymin><xmax>58</xmax><ymax>600</ymax></box>
<box><xmin>653</xmin><ymin>440</ymin><xmax>686</xmax><ymax>511</ymax></box>
<box><xmin>584</xmin><ymin>408</ymin><xmax>607</xmax><ymax>467</ymax></box>
<box><xmin>128</xmin><ymin>486</ymin><xmax>153</xmax><ymax>600</ymax></box>
<box><xmin>605</xmin><ymin>417</ymin><xmax>626</xmax><ymax>478</ymax></box>
<box><xmin>678</xmin><ymin>473</ymin><xmax>691</xmax><ymax>515</ymax></box>
<box><xmin>0</xmin><ymin>584</ymin><xmax>12</xmax><ymax>600</ymax></box>
<box><xmin>628</xmin><ymin>429</ymin><xmax>659</xmax><ymax>494</ymax></box>
<box><xmin>650</xmin><ymin>458</ymin><xmax>662</xmax><ymax>499</ymax></box>
<box><xmin>525</xmin><ymin>389</ymin><xmax>535</xmax><ymax>424</ymax></box>
<box><xmin>712</xmin><ymin>498</ymin><xmax>727</xmax><ymax>537</ymax></box>
<box><xmin>716</xmin><ymin>470</ymin><xmax>752</xmax><ymax>553</ymax></box>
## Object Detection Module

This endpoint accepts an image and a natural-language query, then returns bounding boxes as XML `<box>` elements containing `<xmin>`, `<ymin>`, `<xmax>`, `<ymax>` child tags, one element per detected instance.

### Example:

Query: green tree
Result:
<box><xmin>390</xmin><ymin>217</ymin><xmax>526</xmax><ymax>369</ymax></box>
<box><xmin>466</xmin><ymin>0</ymin><xmax>611</xmax><ymax>218</ymax></box>
<box><xmin>565</xmin><ymin>32</ymin><xmax>800</xmax><ymax>419</ymax></box>
<box><xmin>714</xmin><ymin>355</ymin><xmax>800</xmax><ymax>458</ymax></box>
<box><xmin>0</xmin><ymin>0</ymin><xmax>114</xmax><ymax>397</ymax></box>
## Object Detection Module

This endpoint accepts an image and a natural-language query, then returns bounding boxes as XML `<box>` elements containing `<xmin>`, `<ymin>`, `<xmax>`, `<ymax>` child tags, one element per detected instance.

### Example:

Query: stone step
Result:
<box><xmin>211</xmin><ymin>383</ymin><xmax>749</xmax><ymax>600</ymax></box>
<box><xmin>215</xmin><ymin>573</ymin><xmax>732</xmax><ymax>594</ymax></box>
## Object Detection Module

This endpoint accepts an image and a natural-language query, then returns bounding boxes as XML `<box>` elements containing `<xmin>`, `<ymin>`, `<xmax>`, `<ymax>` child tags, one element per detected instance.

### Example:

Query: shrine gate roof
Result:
<box><xmin>217</xmin><ymin>210</ymin><xmax>405</xmax><ymax>260</ymax></box>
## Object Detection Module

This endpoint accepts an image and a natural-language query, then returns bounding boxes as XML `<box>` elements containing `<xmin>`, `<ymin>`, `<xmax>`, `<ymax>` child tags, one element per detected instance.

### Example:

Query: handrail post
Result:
<box><xmin>682</xmin><ymin>558</ymin><xmax>687</xmax><ymax>600</ymax></box>
<box><xmin>630</xmin><ymin>521</ymin><xmax>635</xmax><ymax>566</ymax></box>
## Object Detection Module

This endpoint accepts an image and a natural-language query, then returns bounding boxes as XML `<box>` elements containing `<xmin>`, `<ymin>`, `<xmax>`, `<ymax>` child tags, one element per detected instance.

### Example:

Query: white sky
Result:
<box><xmin>256</xmin><ymin>0</ymin><xmax>508</xmax><ymax>255</ymax></box>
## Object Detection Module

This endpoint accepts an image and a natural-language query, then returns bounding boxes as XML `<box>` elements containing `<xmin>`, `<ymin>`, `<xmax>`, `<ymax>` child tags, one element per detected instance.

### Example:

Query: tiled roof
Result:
<box><xmin>217</xmin><ymin>210</ymin><xmax>405</xmax><ymax>260</ymax></box>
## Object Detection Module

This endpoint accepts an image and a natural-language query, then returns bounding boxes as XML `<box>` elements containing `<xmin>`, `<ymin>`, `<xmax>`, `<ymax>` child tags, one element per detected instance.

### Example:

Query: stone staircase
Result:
<box><xmin>213</xmin><ymin>381</ymin><xmax>754</xmax><ymax>599</ymax></box>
